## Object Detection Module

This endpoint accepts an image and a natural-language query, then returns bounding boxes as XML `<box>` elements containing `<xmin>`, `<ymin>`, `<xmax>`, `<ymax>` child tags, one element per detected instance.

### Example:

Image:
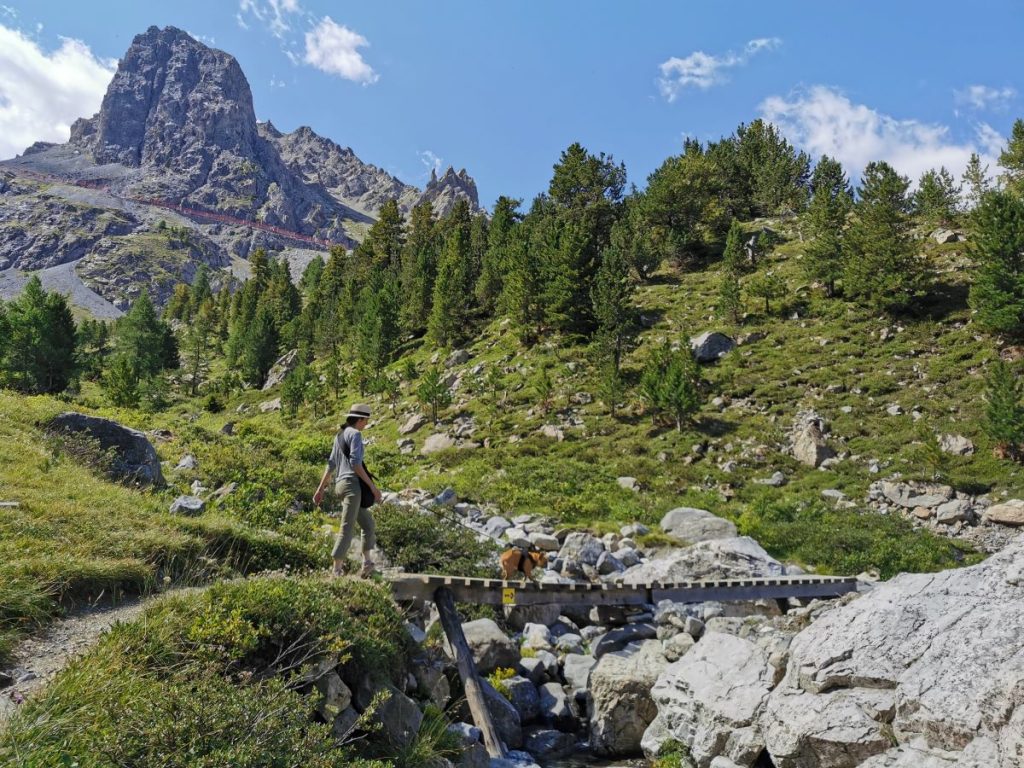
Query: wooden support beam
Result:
<box><xmin>434</xmin><ymin>586</ymin><xmax>507</xmax><ymax>759</ymax></box>
<box><xmin>389</xmin><ymin>573</ymin><xmax>858</xmax><ymax>606</ymax></box>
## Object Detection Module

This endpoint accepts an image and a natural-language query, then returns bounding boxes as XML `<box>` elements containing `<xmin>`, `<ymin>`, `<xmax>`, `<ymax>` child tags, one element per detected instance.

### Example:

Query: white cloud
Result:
<box><xmin>418</xmin><ymin>149</ymin><xmax>443</xmax><ymax>178</ymax></box>
<box><xmin>0</xmin><ymin>24</ymin><xmax>115</xmax><ymax>161</ymax></box>
<box><xmin>658</xmin><ymin>37</ymin><xmax>780</xmax><ymax>102</ymax></box>
<box><xmin>238</xmin><ymin>0</ymin><xmax>302</xmax><ymax>39</ymax></box>
<box><xmin>269</xmin><ymin>76</ymin><xmax>286</xmax><ymax>88</ymax></box>
<box><xmin>954</xmin><ymin>84</ymin><xmax>1017</xmax><ymax>111</ymax></box>
<box><xmin>759</xmin><ymin>85</ymin><xmax>1004</xmax><ymax>186</ymax></box>
<box><xmin>303</xmin><ymin>16</ymin><xmax>378</xmax><ymax>84</ymax></box>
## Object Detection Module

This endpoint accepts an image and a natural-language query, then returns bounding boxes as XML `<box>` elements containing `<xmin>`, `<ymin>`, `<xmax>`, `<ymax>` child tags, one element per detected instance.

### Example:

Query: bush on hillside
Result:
<box><xmin>373</xmin><ymin>503</ymin><xmax>498</xmax><ymax>577</ymax></box>
<box><xmin>737</xmin><ymin>499</ymin><xmax>981</xmax><ymax>579</ymax></box>
<box><xmin>0</xmin><ymin>577</ymin><xmax>409</xmax><ymax>767</ymax></box>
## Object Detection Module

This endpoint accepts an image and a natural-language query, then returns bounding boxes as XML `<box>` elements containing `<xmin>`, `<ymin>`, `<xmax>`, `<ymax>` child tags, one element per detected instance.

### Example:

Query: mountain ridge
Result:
<box><xmin>0</xmin><ymin>25</ymin><xmax>481</xmax><ymax>309</ymax></box>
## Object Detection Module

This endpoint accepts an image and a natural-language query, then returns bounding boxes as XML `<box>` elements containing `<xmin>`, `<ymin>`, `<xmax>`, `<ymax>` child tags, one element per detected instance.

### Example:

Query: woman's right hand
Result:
<box><xmin>313</xmin><ymin>488</ymin><xmax>324</xmax><ymax>507</ymax></box>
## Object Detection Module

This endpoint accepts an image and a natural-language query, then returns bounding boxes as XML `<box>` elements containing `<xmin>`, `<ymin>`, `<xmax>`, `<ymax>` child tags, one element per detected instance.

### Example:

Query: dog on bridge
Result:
<box><xmin>499</xmin><ymin>548</ymin><xmax>548</xmax><ymax>581</ymax></box>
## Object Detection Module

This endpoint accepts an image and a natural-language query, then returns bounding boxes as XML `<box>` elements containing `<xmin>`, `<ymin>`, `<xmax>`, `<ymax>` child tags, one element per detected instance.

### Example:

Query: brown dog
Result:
<box><xmin>500</xmin><ymin>549</ymin><xmax>548</xmax><ymax>581</ymax></box>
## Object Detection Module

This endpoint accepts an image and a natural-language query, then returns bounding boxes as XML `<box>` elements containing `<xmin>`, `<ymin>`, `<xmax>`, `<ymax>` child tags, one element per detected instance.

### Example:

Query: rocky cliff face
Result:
<box><xmin>67</xmin><ymin>26</ymin><xmax>356</xmax><ymax>241</ymax></box>
<box><xmin>266</xmin><ymin>123</ymin><xmax>480</xmax><ymax>218</ymax></box>
<box><xmin>265</xmin><ymin>122</ymin><xmax>421</xmax><ymax>216</ymax></box>
<box><xmin>0</xmin><ymin>26</ymin><xmax>482</xmax><ymax>310</ymax></box>
<box><xmin>419</xmin><ymin>166</ymin><xmax>481</xmax><ymax>217</ymax></box>
<box><xmin>644</xmin><ymin>539</ymin><xmax>1024</xmax><ymax>767</ymax></box>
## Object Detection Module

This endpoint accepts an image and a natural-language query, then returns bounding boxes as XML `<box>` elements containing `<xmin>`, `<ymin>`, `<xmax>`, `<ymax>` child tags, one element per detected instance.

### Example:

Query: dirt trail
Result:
<box><xmin>0</xmin><ymin>590</ymin><xmax>195</xmax><ymax>726</ymax></box>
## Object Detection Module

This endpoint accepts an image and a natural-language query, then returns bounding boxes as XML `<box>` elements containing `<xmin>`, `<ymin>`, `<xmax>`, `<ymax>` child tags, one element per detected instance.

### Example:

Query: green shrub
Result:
<box><xmin>373</xmin><ymin>503</ymin><xmax>498</xmax><ymax>577</ymax></box>
<box><xmin>1</xmin><ymin>577</ymin><xmax>412</xmax><ymax>766</ymax></box>
<box><xmin>487</xmin><ymin>667</ymin><xmax>518</xmax><ymax>700</ymax></box>
<box><xmin>737</xmin><ymin>499</ymin><xmax>981</xmax><ymax>578</ymax></box>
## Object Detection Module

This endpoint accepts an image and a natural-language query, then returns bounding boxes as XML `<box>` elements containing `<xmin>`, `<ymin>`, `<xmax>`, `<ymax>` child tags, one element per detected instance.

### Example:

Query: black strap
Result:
<box><xmin>340</xmin><ymin>428</ymin><xmax>374</xmax><ymax>479</ymax></box>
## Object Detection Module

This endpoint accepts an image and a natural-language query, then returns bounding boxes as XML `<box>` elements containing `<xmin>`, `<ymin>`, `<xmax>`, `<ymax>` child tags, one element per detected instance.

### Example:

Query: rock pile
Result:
<box><xmin>864</xmin><ymin>479</ymin><xmax>1024</xmax><ymax>552</ymax></box>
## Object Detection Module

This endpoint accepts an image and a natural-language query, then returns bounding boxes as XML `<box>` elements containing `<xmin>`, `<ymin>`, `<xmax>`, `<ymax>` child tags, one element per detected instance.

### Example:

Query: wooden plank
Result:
<box><xmin>434</xmin><ymin>586</ymin><xmax>507</xmax><ymax>759</ymax></box>
<box><xmin>0</xmin><ymin>502</ymin><xmax>19</xmax><ymax>508</ymax></box>
<box><xmin>387</xmin><ymin>573</ymin><xmax>857</xmax><ymax>606</ymax></box>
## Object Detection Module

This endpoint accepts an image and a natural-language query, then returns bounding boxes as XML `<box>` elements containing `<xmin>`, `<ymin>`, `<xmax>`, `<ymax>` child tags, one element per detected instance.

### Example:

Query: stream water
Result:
<box><xmin>543</xmin><ymin>754</ymin><xmax>647</xmax><ymax>768</ymax></box>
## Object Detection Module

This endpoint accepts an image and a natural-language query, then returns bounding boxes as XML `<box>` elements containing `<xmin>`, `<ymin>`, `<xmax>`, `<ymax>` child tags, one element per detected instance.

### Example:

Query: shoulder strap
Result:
<box><xmin>340</xmin><ymin>428</ymin><xmax>374</xmax><ymax>480</ymax></box>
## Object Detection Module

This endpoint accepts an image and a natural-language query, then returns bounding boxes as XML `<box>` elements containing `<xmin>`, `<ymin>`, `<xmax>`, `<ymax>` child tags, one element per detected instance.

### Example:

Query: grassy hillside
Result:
<box><xmin>0</xmin><ymin>393</ymin><xmax>327</xmax><ymax>665</ymax></box>
<box><xmin>1</xmin><ymin>216</ymin><xmax>1011</xmax><ymax>666</ymax></box>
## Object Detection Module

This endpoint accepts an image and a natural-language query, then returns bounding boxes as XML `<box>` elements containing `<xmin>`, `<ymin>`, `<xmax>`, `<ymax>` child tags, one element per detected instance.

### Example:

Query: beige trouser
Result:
<box><xmin>330</xmin><ymin>475</ymin><xmax>376</xmax><ymax>561</ymax></box>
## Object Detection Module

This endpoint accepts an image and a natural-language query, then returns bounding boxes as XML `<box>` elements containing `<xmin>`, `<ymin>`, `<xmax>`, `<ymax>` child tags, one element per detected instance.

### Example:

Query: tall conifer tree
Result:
<box><xmin>844</xmin><ymin>161</ymin><xmax>926</xmax><ymax>312</ymax></box>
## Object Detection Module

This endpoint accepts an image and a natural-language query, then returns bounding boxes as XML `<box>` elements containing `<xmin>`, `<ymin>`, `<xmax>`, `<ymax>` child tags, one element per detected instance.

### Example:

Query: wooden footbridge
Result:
<box><xmin>388</xmin><ymin>572</ymin><xmax>858</xmax><ymax>759</ymax></box>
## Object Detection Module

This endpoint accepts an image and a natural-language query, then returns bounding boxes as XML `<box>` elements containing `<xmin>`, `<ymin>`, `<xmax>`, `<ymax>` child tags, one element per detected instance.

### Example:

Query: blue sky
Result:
<box><xmin>1</xmin><ymin>1</ymin><xmax>1021</xmax><ymax>208</ymax></box>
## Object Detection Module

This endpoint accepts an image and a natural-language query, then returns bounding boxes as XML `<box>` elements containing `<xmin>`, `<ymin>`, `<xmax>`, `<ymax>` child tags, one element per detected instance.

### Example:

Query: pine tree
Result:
<box><xmin>639</xmin><ymin>143</ymin><xmax>729</xmax><ymax>266</ymax></box>
<box><xmin>299</xmin><ymin>256</ymin><xmax>325</xmax><ymax>297</ymax></box>
<box><xmin>76</xmin><ymin>318</ymin><xmax>111</xmax><ymax>381</ymax></box>
<box><xmin>534</xmin><ymin>364</ymin><xmax>555</xmax><ymax>414</ymax></box>
<box><xmin>104</xmin><ymin>292</ymin><xmax>176</xmax><ymax>403</ymax></box>
<box><xmin>591</xmin><ymin>241</ymin><xmax>636</xmax><ymax>378</ymax></box>
<box><xmin>428</xmin><ymin>200</ymin><xmax>474</xmax><ymax>346</ymax></box>
<box><xmin>164</xmin><ymin>283</ymin><xmax>192</xmax><ymax>322</ymax></box>
<box><xmin>913</xmin><ymin>167</ymin><xmax>961</xmax><ymax>226</ymax></box>
<box><xmin>803</xmin><ymin>155</ymin><xmax>852</xmax><ymax>297</ymax></box>
<box><xmin>475</xmin><ymin>196</ymin><xmax>521</xmax><ymax>311</ymax></box>
<box><xmin>417</xmin><ymin>365</ymin><xmax>452</xmax><ymax>424</ymax></box>
<box><xmin>718</xmin><ymin>220</ymin><xmax>745</xmax><ymax>323</ymax></box>
<box><xmin>364</xmin><ymin>199</ymin><xmax>405</xmax><ymax>271</ymax></box>
<box><xmin>113</xmin><ymin>293</ymin><xmax>170</xmax><ymax>382</ymax></box>
<box><xmin>501</xmin><ymin>206</ymin><xmax>547</xmax><ymax>345</ymax></box>
<box><xmin>189</xmin><ymin>264</ymin><xmax>212</xmax><ymax>317</ymax></box>
<box><xmin>968</xmin><ymin>190</ymin><xmax>1024</xmax><ymax>334</ymax></box>
<box><xmin>733</xmin><ymin>119</ymin><xmax>811</xmax><ymax>216</ymax></box>
<box><xmin>541</xmin><ymin>142</ymin><xmax>626</xmax><ymax>335</ymax></box>
<box><xmin>613</xmin><ymin>204</ymin><xmax>661</xmax><ymax>281</ymax></box>
<box><xmin>104</xmin><ymin>355</ymin><xmax>140</xmax><ymax>407</ymax></box>
<box><xmin>639</xmin><ymin>342</ymin><xmax>701</xmax><ymax>431</ymax></box>
<box><xmin>985</xmin><ymin>360</ymin><xmax>1024</xmax><ymax>460</ymax></box>
<box><xmin>355</xmin><ymin>271</ymin><xmax>401</xmax><ymax>374</ymax></box>
<box><xmin>239</xmin><ymin>303</ymin><xmax>280</xmax><ymax>387</ymax></box>
<box><xmin>999</xmin><ymin>118</ymin><xmax>1024</xmax><ymax>196</ymax></box>
<box><xmin>182</xmin><ymin>300</ymin><xmax>214</xmax><ymax>396</ymax></box>
<box><xmin>844</xmin><ymin>161</ymin><xmax>926</xmax><ymax>312</ymax></box>
<box><xmin>961</xmin><ymin>153</ymin><xmax>991</xmax><ymax>210</ymax></box>
<box><xmin>281</xmin><ymin>363</ymin><xmax>312</xmax><ymax>416</ymax></box>
<box><xmin>746</xmin><ymin>271</ymin><xmax>786</xmax><ymax>314</ymax></box>
<box><xmin>399</xmin><ymin>202</ymin><xmax>438</xmax><ymax>334</ymax></box>
<box><xmin>0</xmin><ymin>277</ymin><xmax>77</xmax><ymax>394</ymax></box>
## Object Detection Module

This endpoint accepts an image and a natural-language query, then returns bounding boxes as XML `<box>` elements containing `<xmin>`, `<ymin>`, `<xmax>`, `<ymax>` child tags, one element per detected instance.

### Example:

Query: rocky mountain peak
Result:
<box><xmin>72</xmin><ymin>26</ymin><xmax>257</xmax><ymax>169</ymax></box>
<box><xmin>420</xmin><ymin>164</ymin><xmax>480</xmax><ymax>215</ymax></box>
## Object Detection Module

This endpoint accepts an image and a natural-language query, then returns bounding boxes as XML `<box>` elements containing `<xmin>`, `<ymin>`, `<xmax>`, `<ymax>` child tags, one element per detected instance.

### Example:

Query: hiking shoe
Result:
<box><xmin>359</xmin><ymin>561</ymin><xmax>376</xmax><ymax>579</ymax></box>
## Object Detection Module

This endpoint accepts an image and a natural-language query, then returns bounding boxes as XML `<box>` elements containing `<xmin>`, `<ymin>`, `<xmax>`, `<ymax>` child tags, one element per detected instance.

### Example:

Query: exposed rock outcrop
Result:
<box><xmin>47</xmin><ymin>412</ymin><xmax>164</xmax><ymax>486</ymax></box>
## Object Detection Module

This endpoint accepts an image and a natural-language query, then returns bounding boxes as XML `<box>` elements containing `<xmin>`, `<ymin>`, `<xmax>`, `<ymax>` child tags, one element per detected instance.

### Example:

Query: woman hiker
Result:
<box><xmin>313</xmin><ymin>403</ymin><xmax>382</xmax><ymax>577</ymax></box>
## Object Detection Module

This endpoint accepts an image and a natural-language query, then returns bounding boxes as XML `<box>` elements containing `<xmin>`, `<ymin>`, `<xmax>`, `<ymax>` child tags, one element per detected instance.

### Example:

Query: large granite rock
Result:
<box><xmin>690</xmin><ymin>332</ymin><xmax>736</xmax><ymax>363</ymax></box>
<box><xmin>557</xmin><ymin>532</ymin><xmax>605</xmax><ymax>567</ymax></box>
<box><xmin>262</xmin><ymin>349</ymin><xmax>299</xmax><ymax>390</ymax></box>
<box><xmin>620</xmin><ymin>537</ymin><xmax>784</xmax><ymax>585</ymax></box>
<box><xmin>984</xmin><ymin>499</ymin><xmax>1024</xmax><ymax>527</ymax></box>
<box><xmin>590</xmin><ymin>640</ymin><xmax>669</xmax><ymax>756</ymax></box>
<box><xmin>372</xmin><ymin>684</ymin><xmax>423</xmax><ymax>749</ymax></box>
<box><xmin>646</xmin><ymin>632</ymin><xmax>778</xmax><ymax>767</ymax></box>
<box><xmin>481</xmin><ymin>679</ymin><xmax>523</xmax><ymax>750</ymax></box>
<box><xmin>660</xmin><ymin>507</ymin><xmax>737</xmax><ymax>543</ymax></box>
<box><xmin>761</xmin><ymin>540</ymin><xmax>1024</xmax><ymax>767</ymax></box>
<box><xmin>790</xmin><ymin>411</ymin><xmax>836</xmax><ymax>468</ymax></box>
<box><xmin>443</xmin><ymin>619</ymin><xmax>518</xmax><ymax>675</ymax></box>
<box><xmin>48</xmin><ymin>412</ymin><xmax>164</xmax><ymax>486</ymax></box>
